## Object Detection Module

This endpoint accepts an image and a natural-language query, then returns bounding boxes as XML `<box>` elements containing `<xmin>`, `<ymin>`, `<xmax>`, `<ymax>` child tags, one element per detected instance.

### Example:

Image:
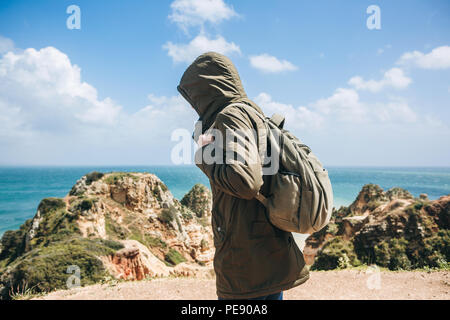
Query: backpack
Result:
<box><xmin>228</xmin><ymin>103</ymin><xmax>334</xmax><ymax>235</ymax></box>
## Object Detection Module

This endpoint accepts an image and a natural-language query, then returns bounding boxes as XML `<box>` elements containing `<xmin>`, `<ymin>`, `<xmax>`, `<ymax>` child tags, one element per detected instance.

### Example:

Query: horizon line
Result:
<box><xmin>0</xmin><ymin>164</ymin><xmax>450</xmax><ymax>169</ymax></box>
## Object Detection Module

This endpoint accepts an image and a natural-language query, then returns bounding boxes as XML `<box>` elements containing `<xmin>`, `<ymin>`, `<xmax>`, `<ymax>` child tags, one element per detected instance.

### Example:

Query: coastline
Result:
<box><xmin>1</xmin><ymin>166</ymin><xmax>449</xmax><ymax>236</ymax></box>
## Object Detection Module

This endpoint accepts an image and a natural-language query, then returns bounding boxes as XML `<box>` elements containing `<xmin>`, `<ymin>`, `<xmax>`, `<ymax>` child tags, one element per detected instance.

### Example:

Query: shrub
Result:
<box><xmin>0</xmin><ymin>225</ymin><xmax>28</xmax><ymax>262</ymax></box>
<box><xmin>374</xmin><ymin>241</ymin><xmax>391</xmax><ymax>267</ymax></box>
<box><xmin>422</xmin><ymin>230</ymin><xmax>450</xmax><ymax>268</ymax></box>
<box><xmin>312</xmin><ymin>236</ymin><xmax>360</xmax><ymax>270</ymax></box>
<box><xmin>159</xmin><ymin>206</ymin><xmax>177</xmax><ymax>224</ymax></box>
<box><xmin>374</xmin><ymin>238</ymin><xmax>412</xmax><ymax>270</ymax></box>
<box><xmin>37</xmin><ymin>198</ymin><xmax>66</xmax><ymax>215</ymax></box>
<box><xmin>85</xmin><ymin>172</ymin><xmax>104</xmax><ymax>185</ymax></box>
<box><xmin>200</xmin><ymin>239</ymin><xmax>209</xmax><ymax>250</ymax></box>
<box><xmin>181</xmin><ymin>184</ymin><xmax>211</xmax><ymax>218</ymax></box>
<box><xmin>1</xmin><ymin>238</ymin><xmax>123</xmax><ymax>299</ymax></box>
<box><xmin>386</xmin><ymin>187</ymin><xmax>413</xmax><ymax>200</ymax></box>
<box><xmin>104</xmin><ymin>173</ymin><xmax>138</xmax><ymax>185</ymax></box>
<box><xmin>27</xmin><ymin>198</ymin><xmax>80</xmax><ymax>248</ymax></box>
<box><xmin>165</xmin><ymin>248</ymin><xmax>186</xmax><ymax>266</ymax></box>
<box><xmin>76</xmin><ymin>199</ymin><xmax>95</xmax><ymax>212</ymax></box>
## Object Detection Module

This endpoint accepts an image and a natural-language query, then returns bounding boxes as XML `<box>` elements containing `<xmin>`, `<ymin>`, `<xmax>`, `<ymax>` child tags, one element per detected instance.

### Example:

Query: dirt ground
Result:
<box><xmin>36</xmin><ymin>270</ymin><xmax>450</xmax><ymax>300</ymax></box>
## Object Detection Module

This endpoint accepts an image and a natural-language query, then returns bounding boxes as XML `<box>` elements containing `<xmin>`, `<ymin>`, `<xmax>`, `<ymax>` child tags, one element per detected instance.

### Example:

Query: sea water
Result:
<box><xmin>0</xmin><ymin>166</ymin><xmax>449</xmax><ymax>236</ymax></box>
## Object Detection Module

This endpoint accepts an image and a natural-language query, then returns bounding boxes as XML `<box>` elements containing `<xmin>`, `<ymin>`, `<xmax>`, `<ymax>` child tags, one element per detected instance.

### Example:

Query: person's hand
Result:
<box><xmin>197</xmin><ymin>134</ymin><xmax>214</xmax><ymax>147</ymax></box>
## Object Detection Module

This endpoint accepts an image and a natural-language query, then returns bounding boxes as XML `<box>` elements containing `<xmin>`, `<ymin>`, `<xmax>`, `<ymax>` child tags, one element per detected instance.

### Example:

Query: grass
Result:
<box><xmin>104</xmin><ymin>173</ymin><xmax>138</xmax><ymax>185</ymax></box>
<box><xmin>9</xmin><ymin>283</ymin><xmax>46</xmax><ymax>300</ymax></box>
<box><xmin>165</xmin><ymin>248</ymin><xmax>187</xmax><ymax>266</ymax></box>
<box><xmin>28</xmin><ymin>200</ymin><xmax>81</xmax><ymax>247</ymax></box>
<box><xmin>144</xmin><ymin>235</ymin><xmax>168</xmax><ymax>249</ymax></box>
<box><xmin>1</xmin><ymin>197</ymin><xmax>81</xmax><ymax>261</ymax></box>
<box><xmin>104</xmin><ymin>214</ymin><xmax>129</xmax><ymax>240</ymax></box>
<box><xmin>1</xmin><ymin>237</ymin><xmax>124</xmax><ymax>299</ymax></box>
<box><xmin>129</xmin><ymin>229</ymin><xmax>168</xmax><ymax>249</ymax></box>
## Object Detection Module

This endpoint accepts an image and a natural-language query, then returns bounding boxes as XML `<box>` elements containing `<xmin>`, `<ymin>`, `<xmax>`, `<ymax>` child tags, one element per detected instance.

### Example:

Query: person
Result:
<box><xmin>177</xmin><ymin>52</ymin><xmax>309</xmax><ymax>300</ymax></box>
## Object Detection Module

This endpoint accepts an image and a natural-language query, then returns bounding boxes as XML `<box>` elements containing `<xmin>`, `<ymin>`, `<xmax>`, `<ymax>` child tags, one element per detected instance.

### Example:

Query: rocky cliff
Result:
<box><xmin>1</xmin><ymin>175</ymin><xmax>448</xmax><ymax>299</ymax></box>
<box><xmin>0</xmin><ymin>172</ymin><xmax>213</xmax><ymax>299</ymax></box>
<box><xmin>305</xmin><ymin>184</ymin><xmax>449</xmax><ymax>271</ymax></box>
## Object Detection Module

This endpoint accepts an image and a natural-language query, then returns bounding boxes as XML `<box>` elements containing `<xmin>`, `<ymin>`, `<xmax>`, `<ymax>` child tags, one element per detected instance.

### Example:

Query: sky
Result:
<box><xmin>0</xmin><ymin>0</ymin><xmax>449</xmax><ymax>166</ymax></box>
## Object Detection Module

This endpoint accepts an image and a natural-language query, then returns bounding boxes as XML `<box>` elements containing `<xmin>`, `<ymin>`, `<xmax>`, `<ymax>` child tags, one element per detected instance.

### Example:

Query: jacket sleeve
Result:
<box><xmin>195</xmin><ymin>108</ymin><xmax>263</xmax><ymax>200</ymax></box>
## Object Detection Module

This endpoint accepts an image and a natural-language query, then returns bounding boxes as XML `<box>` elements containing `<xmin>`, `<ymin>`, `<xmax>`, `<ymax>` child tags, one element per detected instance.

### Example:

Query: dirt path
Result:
<box><xmin>36</xmin><ymin>270</ymin><xmax>449</xmax><ymax>300</ymax></box>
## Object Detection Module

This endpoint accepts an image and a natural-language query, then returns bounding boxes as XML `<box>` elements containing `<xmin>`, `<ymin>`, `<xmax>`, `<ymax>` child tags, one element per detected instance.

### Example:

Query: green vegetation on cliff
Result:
<box><xmin>311</xmin><ymin>237</ymin><xmax>361</xmax><ymax>270</ymax></box>
<box><xmin>1</xmin><ymin>171</ymin><xmax>213</xmax><ymax>300</ymax></box>
<box><xmin>85</xmin><ymin>171</ymin><xmax>104</xmax><ymax>185</ymax></box>
<box><xmin>104</xmin><ymin>172</ymin><xmax>138</xmax><ymax>185</ymax></box>
<box><xmin>310</xmin><ymin>184</ymin><xmax>449</xmax><ymax>271</ymax></box>
<box><xmin>0</xmin><ymin>194</ymin><xmax>123</xmax><ymax>300</ymax></box>
<box><xmin>4</xmin><ymin>238</ymin><xmax>123</xmax><ymax>296</ymax></box>
<box><xmin>181</xmin><ymin>184</ymin><xmax>211</xmax><ymax>218</ymax></box>
<box><xmin>165</xmin><ymin>248</ymin><xmax>187</xmax><ymax>266</ymax></box>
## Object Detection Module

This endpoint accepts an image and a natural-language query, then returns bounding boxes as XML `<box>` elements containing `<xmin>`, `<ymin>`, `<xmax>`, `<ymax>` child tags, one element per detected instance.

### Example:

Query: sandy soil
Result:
<box><xmin>35</xmin><ymin>270</ymin><xmax>450</xmax><ymax>300</ymax></box>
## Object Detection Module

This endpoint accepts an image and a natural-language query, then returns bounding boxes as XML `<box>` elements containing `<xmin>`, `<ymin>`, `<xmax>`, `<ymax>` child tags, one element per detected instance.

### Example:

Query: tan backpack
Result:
<box><xmin>229</xmin><ymin>103</ymin><xmax>334</xmax><ymax>235</ymax></box>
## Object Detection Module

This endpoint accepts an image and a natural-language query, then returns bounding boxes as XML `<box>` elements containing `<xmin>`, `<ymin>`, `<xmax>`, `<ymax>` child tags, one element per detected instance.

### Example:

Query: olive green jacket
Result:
<box><xmin>178</xmin><ymin>52</ymin><xmax>308</xmax><ymax>299</ymax></box>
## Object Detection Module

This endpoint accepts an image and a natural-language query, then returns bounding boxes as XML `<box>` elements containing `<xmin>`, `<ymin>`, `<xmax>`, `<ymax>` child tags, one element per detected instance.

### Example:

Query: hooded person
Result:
<box><xmin>177</xmin><ymin>52</ymin><xmax>309</xmax><ymax>300</ymax></box>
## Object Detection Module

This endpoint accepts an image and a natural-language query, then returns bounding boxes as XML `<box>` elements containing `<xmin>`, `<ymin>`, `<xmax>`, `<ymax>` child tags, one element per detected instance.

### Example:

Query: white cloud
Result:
<box><xmin>0</xmin><ymin>47</ymin><xmax>122</xmax><ymax>129</ymax></box>
<box><xmin>0</xmin><ymin>39</ymin><xmax>445</xmax><ymax>166</ymax></box>
<box><xmin>0</xmin><ymin>35</ymin><xmax>14</xmax><ymax>54</ymax></box>
<box><xmin>254</xmin><ymin>84</ymin><xmax>422</xmax><ymax>128</ymax></box>
<box><xmin>254</xmin><ymin>93</ymin><xmax>323</xmax><ymax>129</ymax></box>
<box><xmin>169</xmin><ymin>0</ymin><xmax>237</xmax><ymax>32</ymax></box>
<box><xmin>375</xmin><ymin>99</ymin><xmax>417</xmax><ymax>123</ymax></box>
<box><xmin>398</xmin><ymin>46</ymin><xmax>450</xmax><ymax>69</ymax></box>
<box><xmin>313</xmin><ymin>88</ymin><xmax>367</xmax><ymax>122</ymax></box>
<box><xmin>127</xmin><ymin>94</ymin><xmax>194</xmax><ymax>135</ymax></box>
<box><xmin>0</xmin><ymin>44</ymin><xmax>200</xmax><ymax>165</ymax></box>
<box><xmin>348</xmin><ymin>68</ymin><xmax>411</xmax><ymax>92</ymax></box>
<box><xmin>163</xmin><ymin>34</ymin><xmax>241</xmax><ymax>63</ymax></box>
<box><xmin>249</xmin><ymin>54</ymin><xmax>298</xmax><ymax>73</ymax></box>
<box><xmin>301</xmin><ymin>88</ymin><xmax>418</xmax><ymax>124</ymax></box>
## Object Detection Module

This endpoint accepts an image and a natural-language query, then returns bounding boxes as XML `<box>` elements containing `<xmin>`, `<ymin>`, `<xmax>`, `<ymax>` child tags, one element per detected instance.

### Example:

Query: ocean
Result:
<box><xmin>0</xmin><ymin>166</ymin><xmax>449</xmax><ymax>236</ymax></box>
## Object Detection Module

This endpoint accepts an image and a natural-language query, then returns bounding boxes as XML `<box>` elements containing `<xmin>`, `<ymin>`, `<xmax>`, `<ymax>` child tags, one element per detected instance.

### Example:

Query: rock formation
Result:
<box><xmin>0</xmin><ymin>172</ymin><xmax>214</xmax><ymax>299</ymax></box>
<box><xmin>305</xmin><ymin>184</ymin><xmax>449</xmax><ymax>271</ymax></box>
<box><xmin>181</xmin><ymin>184</ymin><xmax>212</xmax><ymax>218</ymax></box>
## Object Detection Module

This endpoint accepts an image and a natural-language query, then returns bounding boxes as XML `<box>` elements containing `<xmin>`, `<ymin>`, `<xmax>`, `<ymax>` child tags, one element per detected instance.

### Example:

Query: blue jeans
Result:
<box><xmin>219</xmin><ymin>292</ymin><xmax>283</xmax><ymax>300</ymax></box>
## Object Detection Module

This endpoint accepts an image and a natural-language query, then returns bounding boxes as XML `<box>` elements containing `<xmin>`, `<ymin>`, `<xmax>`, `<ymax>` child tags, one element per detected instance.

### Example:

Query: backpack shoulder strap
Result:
<box><xmin>270</xmin><ymin>114</ymin><xmax>285</xmax><ymax>129</ymax></box>
<box><xmin>226</xmin><ymin>102</ymin><xmax>275</xmax><ymax>208</ymax></box>
<box><xmin>225</xmin><ymin>102</ymin><xmax>268</xmax><ymax>164</ymax></box>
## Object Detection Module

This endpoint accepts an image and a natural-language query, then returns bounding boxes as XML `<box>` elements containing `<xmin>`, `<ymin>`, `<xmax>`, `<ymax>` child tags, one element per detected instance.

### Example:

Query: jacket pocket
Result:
<box><xmin>249</xmin><ymin>221</ymin><xmax>277</xmax><ymax>239</ymax></box>
<box><xmin>211</xmin><ymin>208</ymin><xmax>226</xmax><ymax>246</ymax></box>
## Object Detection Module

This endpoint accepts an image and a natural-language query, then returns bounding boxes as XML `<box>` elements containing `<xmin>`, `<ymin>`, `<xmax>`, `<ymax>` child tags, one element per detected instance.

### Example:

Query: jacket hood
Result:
<box><xmin>177</xmin><ymin>52</ymin><xmax>263</xmax><ymax>131</ymax></box>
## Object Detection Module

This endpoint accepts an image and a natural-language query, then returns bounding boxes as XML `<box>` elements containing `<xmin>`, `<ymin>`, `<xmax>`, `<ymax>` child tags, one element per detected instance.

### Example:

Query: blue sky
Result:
<box><xmin>0</xmin><ymin>0</ymin><xmax>449</xmax><ymax>166</ymax></box>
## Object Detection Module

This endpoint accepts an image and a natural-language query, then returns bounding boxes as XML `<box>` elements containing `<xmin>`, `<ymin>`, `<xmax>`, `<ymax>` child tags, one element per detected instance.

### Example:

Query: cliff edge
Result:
<box><xmin>0</xmin><ymin>172</ymin><xmax>213</xmax><ymax>299</ymax></box>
